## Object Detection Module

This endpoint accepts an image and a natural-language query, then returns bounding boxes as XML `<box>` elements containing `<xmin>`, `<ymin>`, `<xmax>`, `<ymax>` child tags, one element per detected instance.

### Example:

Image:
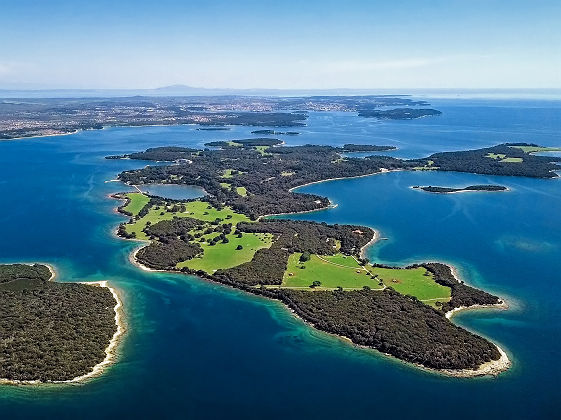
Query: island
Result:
<box><xmin>412</xmin><ymin>185</ymin><xmax>508</xmax><ymax>194</ymax></box>
<box><xmin>358</xmin><ymin>108</ymin><xmax>442</xmax><ymax>119</ymax></box>
<box><xmin>105</xmin><ymin>139</ymin><xmax>537</xmax><ymax>376</ymax></box>
<box><xmin>0</xmin><ymin>264</ymin><xmax>123</xmax><ymax>383</ymax></box>
<box><xmin>251</xmin><ymin>130</ymin><xmax>300</xmax><ymax>135</ymax></box>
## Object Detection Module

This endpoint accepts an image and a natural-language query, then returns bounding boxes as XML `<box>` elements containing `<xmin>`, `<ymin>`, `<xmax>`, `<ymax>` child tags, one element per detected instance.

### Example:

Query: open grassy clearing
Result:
<box><xmin>486</xmin><ymin>153</ymin><xmax>506</xmax><ymax>160</ymax></box>
<box><xmin>509</xmin><ymin>145</ymin><xmax>561</xmax><ymax>154</ymax></box>
<box><xmin>282</xmin><ymin>253</ymin><xmax>382</xmax><ymax>290</ymax></box>
<box><xmin>124</xmin><ymin>196</ymin><xmax>249</xmax><ymax>240</ymax></box>
<box><xmin>277</xmin><ymin>252</ymin><xmax>451</xmax><ymax>307</ymax></box>
<box><xmin>178</xmin><ymin>232</ymin><xmax>272</xmax><ymax>273</ymax></box>
<box><xmin>221</xmin><ymin>168</ymin><xmax>244</xmax><ymax>178</ymax></box>
<box><xmin>486</xmin><ymin>153</ymin><xmax>523</xmax><ymax>163</ymax></box>
<box><xmin>254</xmin><ymin>145</ymin><xmax>271</xmax><ymax>155</ymax></box>
<box><xmin>221</xmin><ymin>169</ymin><xmax>234</xmax><ymax>178</ymax></box>
<box><xmin>368</xmin><ymin>266</ymin><xmax>451</xmax><ymax>305</ymax></box>
<box><xmin>236</xmin><ymin>186</ymin><xmax>248</xmax><ymax>196</ymax></box>
<box><xmin>122</xmin><ymin>193</ymin><xmax>150</xmax><ymax>216</ymax></box>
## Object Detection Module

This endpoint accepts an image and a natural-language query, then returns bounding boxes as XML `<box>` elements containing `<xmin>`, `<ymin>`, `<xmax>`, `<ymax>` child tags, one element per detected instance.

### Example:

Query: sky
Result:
<box><xmin>0</xmin><ymin>0</ymin><xmax>560</xmax><ymax>90</ymax></box>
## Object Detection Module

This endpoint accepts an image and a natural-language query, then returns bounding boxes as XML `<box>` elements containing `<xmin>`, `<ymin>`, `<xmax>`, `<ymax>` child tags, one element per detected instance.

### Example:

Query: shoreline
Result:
<box><xmin>0</xmin><ymin>279</ymin><xmax>124</xmax><ymax>386</ymax></box>
<box><xmin>0</xmin><ymin>129</ymin><xmax>80</xmax><ymax>141</ymax></box>
<box><xmin>261</xmin><ymin>168</ymin><xmax>399</xmax><ymax>220</ymax></box>
<box><xmin>109</xmin><ymin>169</ymin><xmax>511</xmax><ymax>378</ymax></box>
<box><xmin>287</xmin><ymin>168</ymin><xmax>399</xmax><ymax>193</ymax></box>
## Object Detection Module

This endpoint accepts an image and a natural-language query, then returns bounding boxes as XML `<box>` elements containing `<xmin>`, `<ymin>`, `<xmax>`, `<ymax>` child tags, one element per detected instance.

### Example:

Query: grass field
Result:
<box><xmin>282</xmin><ymin>253</ymin><xmax>382</xmax><ymax>289</ymax></box>
<box><xmin>122</xmin><ymin>193</ymin><xmax>150</xmax><ymax>216</ymax></box>
<box><xmin>124</xmin><ymin>197</ymin><xmax>250</xmax><ymax>240</ymax></box>
<box><xmin>278</xmin><ymin>252</ymin><xmax>451</xmax><ymax>306</ymax></box>
<box><xmin>221</xmin><ymin>169</ymin><xmax>234</xmax><ymax>178</ymax></box>
<box><xmin>254</xmin><ymin>145</ymin><xmax>271</xmax><ymax>155</ymax></box>
<box><xmin>236</xmin><ymin>186</ymin><xmax>247</xmax><ymax>196</ymax></box>
<box><xmin>486</xmin><ymin>153</ymin><xmax>506</xmax><ymax>160</ymax></box>
<box><xmin>178</xmin><ymin>232</ymin><xmax>272</xmax><ymax>272</ymax></box>
<box><xmin>486</xmin><ymin>153</ymin><xmax>523</xmax><ymax>164</ymax></box>
<box><xmin>368</xmin><ymin>266</ymin><xmax>451</xmax><ymax>305</ymax></box>
<box><xmin>509</xmin><ymin>145</ymin><xmax>561</xmax><ymax>154</ymax></box>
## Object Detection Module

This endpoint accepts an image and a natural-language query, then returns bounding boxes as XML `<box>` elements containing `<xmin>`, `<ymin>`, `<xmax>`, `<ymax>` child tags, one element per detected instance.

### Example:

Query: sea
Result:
<box><xmin>0</xmin><ymin>97</ymin><xmax>560</xmax><ymax>419</ymax></box>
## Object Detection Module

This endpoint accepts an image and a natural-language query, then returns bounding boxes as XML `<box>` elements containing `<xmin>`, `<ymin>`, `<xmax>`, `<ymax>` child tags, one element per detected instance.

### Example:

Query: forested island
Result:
<box><xmin>251</xmin><ymin>129</ymin><xmax>300</xmax><ymax>135</ymax></box>
<box><xmin>358</xmin><ymin>108</ymin><xmax>442</xmax><ymax>119</ymax></box>
<box><xmin>412</xmin><ymin>185</ymin><xmax>508</xmax><ymax>194</ymax></box>
<box><xmin>103</xmin><ymin>139</ymin><xmax>542</xmax><ymax>376</ymax></box>
<box><xmin>0</xmin><ymin>264</ymin><xmax>122</xmax><ymax>383</ymax></box>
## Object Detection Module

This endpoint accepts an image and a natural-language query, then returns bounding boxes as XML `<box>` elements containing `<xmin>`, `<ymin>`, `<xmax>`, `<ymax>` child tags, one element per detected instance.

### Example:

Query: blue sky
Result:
<box><xmin>0</xmin><ymin>0</ymin><xmax>559</xmax><ymax>89</ymax></box>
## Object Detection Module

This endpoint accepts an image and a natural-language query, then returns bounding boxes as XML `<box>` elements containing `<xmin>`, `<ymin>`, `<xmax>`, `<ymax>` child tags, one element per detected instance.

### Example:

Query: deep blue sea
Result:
<box><xmin>0</xmin><ymin>98</ymin><xmax>560</xmax><ymax>419</ymax></box>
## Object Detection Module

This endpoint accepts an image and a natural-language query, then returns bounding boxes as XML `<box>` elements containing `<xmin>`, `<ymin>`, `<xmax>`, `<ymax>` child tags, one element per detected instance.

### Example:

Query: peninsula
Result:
<box><xmin>0</xmin><ymin>264</ymin><xmax>122</xmax><ymax>383</ymax></box>
<box><xmin>103</xmin><ymin>139</ymin><xmax>549</xmax><ymax>376</ymax></box>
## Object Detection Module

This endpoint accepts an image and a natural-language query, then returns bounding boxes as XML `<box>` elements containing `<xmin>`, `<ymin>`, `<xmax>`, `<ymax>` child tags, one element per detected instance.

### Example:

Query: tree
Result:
<box><xmin>310</xmin><ymin>280</ymin><xmax>321</xmax><ymax>288</ymax></box>
<box><xmin>236</xmin><ymin>245</ymin><xmax>243</xmax><ymax>250</ymax></box>
<box><xmin>300</xmin><ymin>251</ymin><xmax>311</xmax><ymax>262</ymax></box>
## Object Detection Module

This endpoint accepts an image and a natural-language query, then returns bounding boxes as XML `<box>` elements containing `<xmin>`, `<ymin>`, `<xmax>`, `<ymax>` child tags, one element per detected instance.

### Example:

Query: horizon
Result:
<box><xmin>1</xmin><ymin>0</ymin><xmax>560</xmax><ymax>90</ymax></box>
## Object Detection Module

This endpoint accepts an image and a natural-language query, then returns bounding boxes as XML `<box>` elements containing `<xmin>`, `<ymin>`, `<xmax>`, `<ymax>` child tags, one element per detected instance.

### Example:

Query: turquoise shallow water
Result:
<box><xmin>0</xmin><ymin>99</ymin><xmax>560</xmax><ymax>419</ymax></box>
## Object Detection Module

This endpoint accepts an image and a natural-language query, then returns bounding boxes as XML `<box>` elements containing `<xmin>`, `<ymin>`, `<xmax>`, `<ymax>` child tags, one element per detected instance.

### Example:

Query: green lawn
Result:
<box><xmin>486</xmin><ymin>153</ymin><xmax>523</xmax><ymax>164</ymax></box>
<box><xmin>486</xmin><ymin>153</ymin><xmax>506</xmax><ymax>160</ymax></box>
<box><xmin>122</xmin><ymin>193</ymin><xmax>150</xmax><ymax>216</ymax></box>
<box><xmin>221</xmin><ymin>168</ymin><xmax>244</xmax><ymax>178</ymax></box>
<box><xmin>368</xmin><ymin>266</ymin><xmax>451</xmax><ymax>305</ymax></box>
<box><xmin>509</xmin><ymin>145</ymin><xmax>561</xmax><ymax>154</ymax></box>
<box><xmin>125</xmin><ymin>199</ymin><xmax>250</xmax><ymax>240</ymax></box>
<box><xmin>236</xmin><ymin>186</ymin><xmax>247</xmax><ymax>196</ymax></box>
<box><xmin>178</xmin><ymin>232</ymin><xmax>272</xmax><ymax>272</ymax></box>
<box><xmin>279</xmin><ymin>253</ymin><xmax>451</xmax><ymax>306</ymax></box>
<box><xmin>281</xmin><ymin>253</ymin><xmax>382</xmax><ymax>290</ymax></box>
<box><xmin>220</xmin><ymin>182</ymin><xmax>232</xmax><ymax>190</ymax></box>
<box><xmin>254</xmin><ymin>145</ymin><xmax>271</xmax><ymax>155</ymax></box>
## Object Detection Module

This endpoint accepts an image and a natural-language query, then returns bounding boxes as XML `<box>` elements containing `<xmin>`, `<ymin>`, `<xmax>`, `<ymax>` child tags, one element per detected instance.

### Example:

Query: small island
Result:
<box><xmin>358</xmin><ymin>108</ymin><xmax>442</xmax><ymax>119</ymax></box>
<box><xmin>412</xmin><ymin>185</ymin><xmax>508</xmax><ymax>194</ymax></box>
<box><xmin>251</xmin><ymin>129</ymin><xmax>300</xmax><ymax>135</ymax></box>
<box><xmin>0</xmin><ymin>263</ymin><xmax>123</xmax><ymax>383</ymax></box>
<box><xmin>105</xmin><ymin>139</ymin><xmax>531</xmax><ymax>376</ymax></box>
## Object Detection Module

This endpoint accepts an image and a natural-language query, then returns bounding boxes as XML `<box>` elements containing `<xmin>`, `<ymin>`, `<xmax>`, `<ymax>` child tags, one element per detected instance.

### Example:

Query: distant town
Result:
<box><xmin>0</xmin><ymin>95</ymin><xmax>437</xmax><ymax>139</ymax></box>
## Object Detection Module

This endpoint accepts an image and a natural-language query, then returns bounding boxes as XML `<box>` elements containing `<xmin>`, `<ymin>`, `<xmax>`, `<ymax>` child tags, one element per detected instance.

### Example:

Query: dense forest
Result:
<box><xmin>0</xmin><ymin>264</ymin><xmax>51</xmax><ymax>284</ymax></box>
<box><xmin>420</xmin><ymin>263</ymin><xmax>501</xmax><ymax>312</ymax></box>
<box><xmin>278</xmin><ymin>288</ymin><xmax>500</xmax><ymax>370</ymax></box>
<box><xmin>427</xmin><ymin>144</ymin><xmax>561</xmax><ymax>178</ymax></box>
<box><xmin>0</xmin><ymin>264</ymin><xmax>117</xmax><ymax>382</ymax></box>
